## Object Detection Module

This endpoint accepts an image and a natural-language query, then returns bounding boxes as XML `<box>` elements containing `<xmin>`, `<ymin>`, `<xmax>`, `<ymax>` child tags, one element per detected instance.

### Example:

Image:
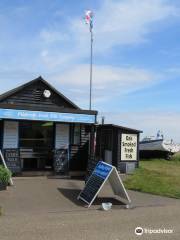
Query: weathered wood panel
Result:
<box><xmin>0</xmin><ymin>80</ymin><xmax>77</xmax><ymax>111</ymax></box>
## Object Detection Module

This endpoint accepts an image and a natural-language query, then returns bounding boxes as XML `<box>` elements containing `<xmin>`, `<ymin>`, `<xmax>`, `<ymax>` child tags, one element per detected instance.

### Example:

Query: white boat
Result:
<box><xmin>140</xmin><ymin>131</ymin><xmax>180</xmax><ymax>154</ymax></box>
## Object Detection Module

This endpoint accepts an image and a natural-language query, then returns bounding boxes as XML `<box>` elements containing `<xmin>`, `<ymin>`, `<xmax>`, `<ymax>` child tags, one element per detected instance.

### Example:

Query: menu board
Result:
<box><xmin>3</xmin><ymin>149</ymin><xmax>21</xmax><ymax>173</ymax></box>
<box><xmin>54</xmin><ymin>149</ymin><xmax>68</xmax><ymax>173</ymax></box>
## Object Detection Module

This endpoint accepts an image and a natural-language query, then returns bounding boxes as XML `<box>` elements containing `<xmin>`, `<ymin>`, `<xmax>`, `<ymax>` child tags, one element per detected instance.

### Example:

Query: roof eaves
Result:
<box><xmin>98</xmin><ymin>124</ymin><xmax>142</xmax><ymax>133</ymax></box>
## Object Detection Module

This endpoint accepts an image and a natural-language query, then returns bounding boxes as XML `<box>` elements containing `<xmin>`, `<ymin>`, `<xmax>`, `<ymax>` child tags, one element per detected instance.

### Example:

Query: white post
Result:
<box><xmin>89</xmin><ymin>29</ymin><xmax>93</xmax><ymax>110</ymax></box>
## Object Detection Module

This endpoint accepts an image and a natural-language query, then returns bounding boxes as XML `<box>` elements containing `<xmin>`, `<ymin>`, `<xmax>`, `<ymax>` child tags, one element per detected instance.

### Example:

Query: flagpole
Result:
<box><xmin>89</xmin><ymin>28</ymin><xmax>93</xmax><ymax>110</ymax></box>
<box><xmin>85</xmin><ymin>10</ymin><xmax>93</xmax><ymax>110</ymax></box>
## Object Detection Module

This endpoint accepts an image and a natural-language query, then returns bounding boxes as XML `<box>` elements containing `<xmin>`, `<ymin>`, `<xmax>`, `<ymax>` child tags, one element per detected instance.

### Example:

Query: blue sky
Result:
<box><xmin>0</xmin><ymin>0</ymin><xmax>180</xmax><ymax>141</ymax></box>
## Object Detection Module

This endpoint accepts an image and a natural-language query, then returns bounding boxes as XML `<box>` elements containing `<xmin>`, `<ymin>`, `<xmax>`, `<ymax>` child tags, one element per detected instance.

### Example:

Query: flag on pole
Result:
<box><xmin>85</xmin><ymin>10</ymin><xmax>93</xmax><ymax>32</ymax></box>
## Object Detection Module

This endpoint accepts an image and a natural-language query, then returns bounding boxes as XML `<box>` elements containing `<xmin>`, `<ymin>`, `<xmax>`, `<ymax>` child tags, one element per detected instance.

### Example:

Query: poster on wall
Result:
<box><xmin>121</xmin><ymin>134</ymin><xmax>137</xmax><ymax>161</ymax></box>
<box><xmin>3</xmin><ymin>121</ymin><xmax>19</xmax><ymax>148</ymax></box>
<box><xmin>55</xmin><ymin>124</ymin><xmax>69</xmax><ymax>149</ymax></box>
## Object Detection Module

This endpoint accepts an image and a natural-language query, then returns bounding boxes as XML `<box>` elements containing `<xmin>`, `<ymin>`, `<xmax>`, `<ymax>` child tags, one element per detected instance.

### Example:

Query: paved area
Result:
<box><xmin>0</xmin><ymin>177</ymin><xmax>180</xmax><ymax>240</ymax></box>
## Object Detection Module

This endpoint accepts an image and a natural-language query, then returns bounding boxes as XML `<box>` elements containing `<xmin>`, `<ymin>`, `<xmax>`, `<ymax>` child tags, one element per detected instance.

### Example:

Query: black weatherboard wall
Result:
<box><xmin>0</xmin><ymin>77</ymin><xmax>80</xmax><ymax>112</ymax></box>
<box><xmin>95</xmin><ymin>124</ymin><xmax>142</xmax><ymax>173</ymax></box>
<box><xmin>0</xmin><ymin>77</ymin><xmax>97</xmax><ymax>175</ymax></box>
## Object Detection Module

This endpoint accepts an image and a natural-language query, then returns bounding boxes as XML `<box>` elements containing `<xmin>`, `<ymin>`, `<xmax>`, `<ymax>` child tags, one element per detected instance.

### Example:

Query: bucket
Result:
<box><xmin>101</xmin><ymin>202</ymin><xmax>112</xmax><ymax>211</ymax></box>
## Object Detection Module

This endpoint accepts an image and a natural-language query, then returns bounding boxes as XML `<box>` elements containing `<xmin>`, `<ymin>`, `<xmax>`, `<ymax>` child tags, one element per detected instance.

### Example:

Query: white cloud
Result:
<box><xmin>53</xmin><ymin>64</ymin><xmax>160</xmax><ymax>89</ymax></box>
<box><xmin>49</xmin><ymin>64</ymin><xmax>161</xmax><ymax>109</ymax></box>
<box><xmin>40</xmin><ymin>50</ymin><xmax>74</xmax><ymax>69</ymax></box>
<box><xmin>70</xmin><ymin>0</ymin><xmax>178</xmax><ymax>52</ymax></box>
<box><xmin>40</xmin><ymin>29</ymin><xmax>68</xmax><ymax>44</ymax></box>
<box><xmin>39</xmin><ymin>0</ymin><xmax>179</xmax><ymax>70</ymax></box>
<box><xmin>95</xmin><ymin>0</ymin><xmax>177</xmax><ymax>48</ymax></box>
<box><xmin>39</xmin><ymin>0</ymin><xmax>178</xmax><ymax>107</ymax></box>
<box><xmin>166</xmin><ymin>66</ymin><xmax>180</xmax><ymax>75</ymax></box>
<box><xmin>98</xmin><ymin>111</ymin><xmax>180</xmax><ymax>142</ymax></box>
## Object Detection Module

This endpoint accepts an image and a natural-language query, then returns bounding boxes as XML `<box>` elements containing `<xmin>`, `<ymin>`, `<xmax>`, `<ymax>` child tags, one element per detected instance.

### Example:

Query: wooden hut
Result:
<box><xmin>94</xmin><ymin>124</ymin><xmax>142</xmax><ymax>173</ymax></box>
<box><xmin>0</xmin><ymin>76</ymin><xmax>97</xmax><ymax>176</ymax></box>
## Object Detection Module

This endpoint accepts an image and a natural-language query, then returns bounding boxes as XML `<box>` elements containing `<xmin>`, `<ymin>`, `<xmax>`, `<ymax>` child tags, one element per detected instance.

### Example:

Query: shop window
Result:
<box><xmin>19</xmin><ymin>121</ymin><xmax>54</xmax><ymax>149</ymax></box>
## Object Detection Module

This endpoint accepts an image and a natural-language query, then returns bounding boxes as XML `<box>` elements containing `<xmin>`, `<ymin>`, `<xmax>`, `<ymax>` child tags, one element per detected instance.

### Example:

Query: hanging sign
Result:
<box><xmin>78</xmin><ymin>161</ymin><xmax>131</xmax><ymax>207</ymax></box>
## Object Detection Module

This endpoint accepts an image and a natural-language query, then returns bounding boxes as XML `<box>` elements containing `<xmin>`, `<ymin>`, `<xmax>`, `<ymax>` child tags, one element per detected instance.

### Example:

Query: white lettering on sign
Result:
<box><xmin>121</xmin><ymin>134</ymin><xmax>137</xmax><ymax>161</ymax></box>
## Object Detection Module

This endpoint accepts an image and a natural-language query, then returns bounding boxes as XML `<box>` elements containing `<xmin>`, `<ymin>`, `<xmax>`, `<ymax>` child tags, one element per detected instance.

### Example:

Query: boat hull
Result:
<box><xmin>140</xmin><ymin>139</ymin><xmax>180</xmax><ymax>153</ymax></box>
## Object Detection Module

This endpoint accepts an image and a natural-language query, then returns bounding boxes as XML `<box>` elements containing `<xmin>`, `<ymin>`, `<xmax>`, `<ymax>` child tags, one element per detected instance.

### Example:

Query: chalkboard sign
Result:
<box><xmin>78</xmin><ymin>161</ymin><xmax>131</xmax><ymax>207</ymax></box>
<box><xmin>54</xmin><ymin>149</ymin><xmax>68</xmax><ymax>173</ymax></box>
<box><xmin>78</xmin><ymin>161</ymin><xmax>113</xmax><ymax>205</ymax></box>
<box><xmin>3</xmin><ymin>149</ymin><xmax>21</xmax><ymax>173</ymax></box>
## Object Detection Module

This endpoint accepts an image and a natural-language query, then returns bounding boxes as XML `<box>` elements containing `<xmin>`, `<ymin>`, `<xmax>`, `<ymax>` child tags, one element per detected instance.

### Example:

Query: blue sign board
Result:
<box><xmin>78</xmin><ymin>161</ymin><xmax>113</xmax><ymax>205</ymax></box>
<box><xmin>0</xmin><ymin>108</ymin><xmax>96</xmax><ymax>124</ymax></box>
<box><xmin>93</xmin><ymin>161</ymin><xmax>113</xmax><ymax>179</ymax></box>
<box><xmin>78</xmin><ymin>161</ymin><xmax>131</xmax><ymax>207</ymax></box>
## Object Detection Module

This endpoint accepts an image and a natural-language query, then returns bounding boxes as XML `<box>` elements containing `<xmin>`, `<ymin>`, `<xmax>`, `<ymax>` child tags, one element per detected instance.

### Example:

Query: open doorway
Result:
<box><xmin>19</xmin><ymin>121</ymin><xmax>54</xmax><ymax>171</ymax></box>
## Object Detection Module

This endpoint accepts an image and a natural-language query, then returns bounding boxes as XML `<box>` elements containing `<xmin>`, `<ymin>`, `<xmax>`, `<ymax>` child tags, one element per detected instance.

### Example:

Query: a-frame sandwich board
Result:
<box><xmin>78</xmin><ymin>161</ymin><xmax>131</xmax><ymax>207</ymax></box>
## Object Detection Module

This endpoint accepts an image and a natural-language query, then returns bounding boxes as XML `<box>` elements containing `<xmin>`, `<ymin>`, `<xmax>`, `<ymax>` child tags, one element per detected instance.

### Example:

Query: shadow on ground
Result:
<box><xmin>58</xmin><ymin>188</ymin><xmax>83</xmax><ymax>206</ymax></box>
<box><xmin>57</xmin><ymin>188</ymin><xmax>125</xmax><ymax>207</ymax></box>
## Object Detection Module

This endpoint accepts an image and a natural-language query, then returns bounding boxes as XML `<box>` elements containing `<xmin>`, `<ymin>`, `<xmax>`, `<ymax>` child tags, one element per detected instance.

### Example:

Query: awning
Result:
<box><xmin>0</xmin><ymin>108</ymin><xmax>96</xmax><ymax>124</ymax></box>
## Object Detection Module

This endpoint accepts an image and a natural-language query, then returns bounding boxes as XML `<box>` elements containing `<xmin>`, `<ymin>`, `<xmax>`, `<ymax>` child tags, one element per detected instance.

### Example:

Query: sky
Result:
<box><xmin>0</xmin><ymin>0</ymin><xmax>180</xmax><ymax>141</ymax></box>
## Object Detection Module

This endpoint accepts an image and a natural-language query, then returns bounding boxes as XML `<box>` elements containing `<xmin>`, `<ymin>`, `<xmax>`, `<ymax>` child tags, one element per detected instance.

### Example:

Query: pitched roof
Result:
<box><xmin>0</xmin><ymin>76</ymin><xmax>80</xmax><ymax>109</ymax></box>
